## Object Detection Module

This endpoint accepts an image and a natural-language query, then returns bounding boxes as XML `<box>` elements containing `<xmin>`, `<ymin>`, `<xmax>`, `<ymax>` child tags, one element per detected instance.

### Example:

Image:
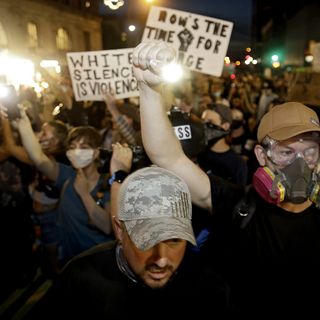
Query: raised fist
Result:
<box><xmin>132</xmin><ymin>41</ymin><xmax>176</xmax><ymax>87</ymax></box>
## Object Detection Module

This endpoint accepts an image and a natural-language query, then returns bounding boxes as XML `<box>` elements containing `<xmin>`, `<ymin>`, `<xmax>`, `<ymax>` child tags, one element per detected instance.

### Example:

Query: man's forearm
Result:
<box><xmin>139</xmin><ymin>82</ymin><xmax>183</xmax><ymax>168</ymax></box>
<box><xmin>132</xmin><ymin>41</ymin><xmax>213</xmax><ymax>211</ymax></box>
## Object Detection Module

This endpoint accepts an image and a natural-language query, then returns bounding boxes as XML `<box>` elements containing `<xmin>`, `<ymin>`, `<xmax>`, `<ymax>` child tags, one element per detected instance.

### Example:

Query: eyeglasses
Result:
<box><xmin>265</xmin><ymin>142</ymin><xmax>320</xmax><ymax>167</ymax></box>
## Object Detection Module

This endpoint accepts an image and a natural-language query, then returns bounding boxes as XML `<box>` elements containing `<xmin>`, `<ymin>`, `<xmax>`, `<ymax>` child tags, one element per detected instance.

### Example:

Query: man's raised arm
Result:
<box><xmin>132</xmin><ymin>41</ymin><xmax>212</xmax><ymax>211</ymax></box>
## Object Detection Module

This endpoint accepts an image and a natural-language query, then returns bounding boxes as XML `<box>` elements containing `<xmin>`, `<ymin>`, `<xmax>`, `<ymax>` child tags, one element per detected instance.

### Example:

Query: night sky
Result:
<box><xmin>101</xmin><ymin>0</ymin><xmax>253</xmax><ymax>59</ymax></box>
<box><xmin>159</xmin><ymin>0</ymin><xmax>253</xmax><ymax>57</ymax></box>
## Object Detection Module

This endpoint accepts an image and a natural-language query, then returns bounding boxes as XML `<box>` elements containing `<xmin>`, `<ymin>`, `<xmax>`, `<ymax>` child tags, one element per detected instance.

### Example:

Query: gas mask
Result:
<box><xmin>280</xmin><ymin>157</ymin><xmax>313</xmax><ymax>203</ymax></box>
<box><xmin>66</xmin><ymin>149</ymin><xmax>95</xmax><ymax>169</ymax></box>
<box><xmin>204</xmin><ymin>122</ymin><xmax>230</xmax><ymax>148</ymax></box>
<box><xmin>253</xmin><ymin>157</ymin><xmax>320</xmax><ymax>205</ymax></box>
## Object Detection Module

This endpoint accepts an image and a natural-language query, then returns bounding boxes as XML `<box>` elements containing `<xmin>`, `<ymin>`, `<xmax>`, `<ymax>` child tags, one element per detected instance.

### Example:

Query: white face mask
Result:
<box><xmin>66</xmin><ymin>149</ymin><xmax>95</xmax><ymax>169</ymax></box>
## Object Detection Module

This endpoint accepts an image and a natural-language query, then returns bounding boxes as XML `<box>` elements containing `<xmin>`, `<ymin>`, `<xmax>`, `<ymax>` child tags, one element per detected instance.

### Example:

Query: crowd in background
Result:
<box><xmin>0</xmin><ymin>67</ymin><xmax>292</xmax><ymax>303</ymax></box>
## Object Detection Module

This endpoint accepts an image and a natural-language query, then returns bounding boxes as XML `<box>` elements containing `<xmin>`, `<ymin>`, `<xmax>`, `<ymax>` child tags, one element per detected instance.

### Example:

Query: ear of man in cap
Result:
<box><xmin>257</xmin><ymin>102</ymin><xmax>320</xmax><ymax>143</ymax></box>
<box><xmin>118</xmin><ymin>166</ymin><xmax>196</xmax><ymax>251</ymax></box>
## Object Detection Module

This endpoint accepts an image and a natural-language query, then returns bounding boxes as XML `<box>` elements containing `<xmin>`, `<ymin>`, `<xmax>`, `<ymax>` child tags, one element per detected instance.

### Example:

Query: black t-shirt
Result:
<box><xmin>28</xmin><ymin>241</ymin><xmax>230</xmax><ymax>319</ymax></box>
<box><xmin>208</xmin><ymin>175</ymin><xmax>320</xmax><ymax>317</ymax></box>
<box><xmin>197</xmin><ymin>148</ymin><xmax>248</xmax><ymax>186</ymax></box>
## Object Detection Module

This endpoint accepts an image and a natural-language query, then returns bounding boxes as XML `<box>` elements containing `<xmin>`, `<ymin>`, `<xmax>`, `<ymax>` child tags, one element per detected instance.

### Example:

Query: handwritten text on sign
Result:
<box><xmin>142</xmin><ymin>6</ymin><xmax>233</xmax><ymax>77</ymax></box>
<box><xmin>66</xmin><ymin>48</ymin><xmax>138</xmax><ymax>101</ymax></box>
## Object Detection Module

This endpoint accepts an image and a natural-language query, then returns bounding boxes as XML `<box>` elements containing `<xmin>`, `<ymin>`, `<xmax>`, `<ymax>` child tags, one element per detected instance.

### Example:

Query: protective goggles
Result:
<box><xmin>263</xmin><ymin>136</ymin><xmax>320</xmax><ymax>167</ymax></box>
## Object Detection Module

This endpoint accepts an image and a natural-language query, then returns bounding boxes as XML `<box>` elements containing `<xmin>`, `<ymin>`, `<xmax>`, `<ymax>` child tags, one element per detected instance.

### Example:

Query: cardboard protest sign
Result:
<box><xmin>287</xmin><ymin>72</ymin><xmax>320</xmax><ymax>107</ymax></box>
<box><xmin>66</xmin><ymin>48</ymin><xmax>138</xmax><ymax>101</ymax></box>
<box><xmin>142</xmin><ymin>6</ymin><xmax>233</xmax><ymax>77</ymax></box>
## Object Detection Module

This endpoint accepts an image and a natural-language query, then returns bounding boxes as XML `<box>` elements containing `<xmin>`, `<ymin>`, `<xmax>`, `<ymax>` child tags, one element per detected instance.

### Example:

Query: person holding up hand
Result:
<box><xmin>0</xmin><ymin>103</ymin><xmax>114</xmax><ymax>268</ymax></box>
<box><xmin>132</xmin><ymin>40</ymin><xmax>320</xmax><ymax>317</ymax></box>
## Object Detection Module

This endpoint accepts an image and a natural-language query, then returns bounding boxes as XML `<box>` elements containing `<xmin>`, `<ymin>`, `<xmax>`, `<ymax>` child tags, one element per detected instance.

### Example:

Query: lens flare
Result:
<box><xmin>161</xmin><ymin>62</ymin><xmax>183</xmax><ymax>83</ymax></box>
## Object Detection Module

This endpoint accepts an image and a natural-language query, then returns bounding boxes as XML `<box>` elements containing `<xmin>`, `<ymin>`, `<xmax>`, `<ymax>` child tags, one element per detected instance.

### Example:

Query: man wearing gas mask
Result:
<box><xmin>254</xmin><ymin>107</ymin><xmax>320</xmax><ymax>205</ymax></box>
<box><xmin>132</xmin><ymin>40</ymin><xmax>320</xmax><ymax>317</ymax></box>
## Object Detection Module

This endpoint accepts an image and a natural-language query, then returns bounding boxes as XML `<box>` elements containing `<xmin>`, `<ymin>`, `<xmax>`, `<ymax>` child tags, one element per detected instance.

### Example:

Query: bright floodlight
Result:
<box><xmin>0</xmin><ymin>85</ymin><xmax>9</xmax><ymax>98</ymax></box>
<box><xmin>161</xmin><ymin>62</ymin><xmax>183</xmax><ymax>83</ymax></box>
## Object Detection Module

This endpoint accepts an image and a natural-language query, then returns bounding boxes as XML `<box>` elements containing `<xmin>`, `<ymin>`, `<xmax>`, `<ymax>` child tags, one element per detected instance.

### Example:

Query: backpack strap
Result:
<box><xmin>232</xmin><ymin>184</ymin><xmax>256</xmax><ymax>229</ymax></box>
<box><xmin>60</xmin><ymin>174</ymin><xmax>110</xmax><ymax>208</ymax></box>
<box><xmin>60</xmin><ymin>177</ymin><xmax>70</xmax><ymax>199</ymax></box>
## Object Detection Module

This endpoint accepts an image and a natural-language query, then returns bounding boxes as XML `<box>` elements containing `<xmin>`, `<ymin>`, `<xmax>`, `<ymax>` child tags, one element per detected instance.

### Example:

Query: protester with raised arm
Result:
<box><xmin>0</xmin><ymin>104</ymin><xmax>114</xmax><ymax>267</ymax></box>
<box><xmin>133</xmin><ymin>42</ymin><xmax>212</xmax><ymax>210</ymax></box>
<box><xmin>133</xmin><ymin>40</ymin><xmax>320</xmax><ymax>317</ymax></box>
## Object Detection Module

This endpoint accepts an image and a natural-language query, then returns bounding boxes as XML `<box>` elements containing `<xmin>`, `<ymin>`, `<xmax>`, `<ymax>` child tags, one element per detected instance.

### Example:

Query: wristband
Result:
<box><xmin>109</xmin><ymin>170</ymin><xmax>129</xmax><ymax>185</ymax></box>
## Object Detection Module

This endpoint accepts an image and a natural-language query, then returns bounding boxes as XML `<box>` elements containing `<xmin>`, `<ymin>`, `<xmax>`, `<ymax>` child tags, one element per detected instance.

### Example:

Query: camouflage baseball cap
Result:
<box><xmin>118</xmin><ymin>166</ymin><xmax>196</xmax><ymax>251</ymax></box>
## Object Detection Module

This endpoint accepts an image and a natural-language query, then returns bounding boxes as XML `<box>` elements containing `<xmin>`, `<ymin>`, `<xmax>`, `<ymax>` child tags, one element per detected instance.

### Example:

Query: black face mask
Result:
<box><xmin>168</xmin><ymin>106</ymin><xmax>206</xmax><ymax>159</ymax></box>
<box><xmin>231</xmin><ymin>119</ymin><xmax>244</xmax><ymax>130</ymax></box>
<box><xmin>279</xmin><ymin>157</ymin><xmax>313</xmax><ymax>204</ymax></box>
<box><xmin>204</xmin><ymin>122</ymin><xmax>230</xmax><ymax>147</ymax></box>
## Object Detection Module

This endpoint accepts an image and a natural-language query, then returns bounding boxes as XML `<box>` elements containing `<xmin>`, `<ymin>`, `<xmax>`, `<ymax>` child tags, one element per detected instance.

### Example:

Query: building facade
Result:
<box><xmin>0</xmin><ymin>0</ymin><xmax>103</xmax><ymax>80</ymax></box>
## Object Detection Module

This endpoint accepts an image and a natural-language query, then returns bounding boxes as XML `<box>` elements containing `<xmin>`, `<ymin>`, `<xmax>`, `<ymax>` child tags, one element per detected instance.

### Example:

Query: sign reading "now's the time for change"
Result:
<box><xmin>142</xmin><ymin>6</ymin><xmax>233</xmax><ymax>77</ymax></box>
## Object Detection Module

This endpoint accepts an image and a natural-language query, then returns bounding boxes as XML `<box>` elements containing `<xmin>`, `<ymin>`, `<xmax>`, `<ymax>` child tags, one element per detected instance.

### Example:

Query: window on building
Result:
<box><xmin>83</xmin><ymin>31</ymin><xmax>90</xmax><ymax>51</ymax></box>
<box><xmin>56</xmin><ymin>27</ymin><xmax>71</xmax><ymax>51</ymax></box>
<box><xmin>27</xmin><ymin>22</ymin><xmax>38</xmax><ymax>49</ymax></box>
<box><xmin>0</xmin><ymin>21</ymin><xmax>8</xmax><ymax>48</ymax></box>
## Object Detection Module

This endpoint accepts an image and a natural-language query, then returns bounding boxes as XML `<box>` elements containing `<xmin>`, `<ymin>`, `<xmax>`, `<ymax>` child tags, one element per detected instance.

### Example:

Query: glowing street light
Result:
<box><xmin>128</xmin><ymin>25</ymin><xmax>136</xmax><ymax>32</ymax></box>
<box><xmin>104</xmin><ymin>0</ymin><xmax>124</xmax><ymax>10</ymax></box>
<box><xmin>305</xmin><ymin>55</ymin><xmax>314</xmax><ymax>63</ymax></box>
<box><xmin>272</xmin><ymin>61</ymin><xmax>281</xmax><ymax>68</ymax></box>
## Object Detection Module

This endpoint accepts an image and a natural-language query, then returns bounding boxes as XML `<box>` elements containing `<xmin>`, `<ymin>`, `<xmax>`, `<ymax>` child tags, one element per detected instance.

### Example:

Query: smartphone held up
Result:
<box><xmin>0</xmin><ymin>85</ymin><xmax>21</xmax><ymax>120</ymax></box>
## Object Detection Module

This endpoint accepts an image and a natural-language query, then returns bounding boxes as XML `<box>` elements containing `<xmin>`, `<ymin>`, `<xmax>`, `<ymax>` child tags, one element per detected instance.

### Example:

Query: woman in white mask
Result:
<box><xmin>10</xmin><ymin>108</ymin><xmax>115</xmax><ymax>268</ymax></box>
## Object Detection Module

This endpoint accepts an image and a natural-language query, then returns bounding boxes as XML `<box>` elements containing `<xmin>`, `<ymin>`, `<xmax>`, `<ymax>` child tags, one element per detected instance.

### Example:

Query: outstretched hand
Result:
<box><xmin>103</xmin><ymin>91</ymin><xmax>118</xmax><ymax>114</ymax></box>
<box><xmin>132</xmin><ymin>41</ymin><xmax>176</xmax><ymax>88</ymax></box>
<box><xmin>110</xmin><ymin>143</ymin><xmax>133</xmax><ymax>175</ymax></box>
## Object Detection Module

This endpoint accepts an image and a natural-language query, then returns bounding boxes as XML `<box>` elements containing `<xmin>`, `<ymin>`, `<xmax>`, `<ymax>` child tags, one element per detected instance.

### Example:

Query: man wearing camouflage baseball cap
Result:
<box><xmin>113</xmin><ymin>166</ymin><xmax>196</xmax><ymax>289</ymax></box>
<box><xmin>28</xmin><ymin>150</ymin><xmax>230</xmax><ymax>319</ymax></box>
<box><xmin>117</xmin><ymin>166</ymin><xmax>196</xmax><ymax>251</ymax></box>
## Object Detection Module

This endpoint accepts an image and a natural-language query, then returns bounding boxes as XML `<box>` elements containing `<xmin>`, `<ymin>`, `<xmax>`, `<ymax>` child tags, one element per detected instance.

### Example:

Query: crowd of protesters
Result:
<box><xmin>0</xmin><ymin>59</ymin><xmax>301</xmax><ymax>314</ymax></box>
